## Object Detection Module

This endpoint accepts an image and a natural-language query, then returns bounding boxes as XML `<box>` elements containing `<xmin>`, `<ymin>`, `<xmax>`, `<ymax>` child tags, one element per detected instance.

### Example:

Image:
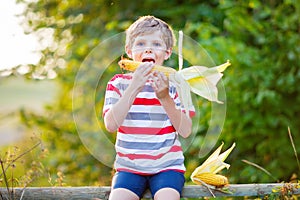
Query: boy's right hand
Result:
<box><xmin>130</xmin><ymin>62</ymin><xmax>154</xmax><ymax>92</ymax></box>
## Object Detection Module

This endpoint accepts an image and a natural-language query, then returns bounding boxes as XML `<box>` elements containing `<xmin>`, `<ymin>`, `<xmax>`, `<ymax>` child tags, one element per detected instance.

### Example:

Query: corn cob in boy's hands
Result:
<box><xmin>118</xmin><ymin>59</ymin><xmax>230</xmax><ymax>116</ymax></box>
<box><xmin>118</xmin><ymin>59</ymin><xmax>177</xmax><ymax>77</ymax></box>
<box><xmin>191</xmin><ymin>143</ymin><xmax>235</xmax><ymax>187</ymax></box>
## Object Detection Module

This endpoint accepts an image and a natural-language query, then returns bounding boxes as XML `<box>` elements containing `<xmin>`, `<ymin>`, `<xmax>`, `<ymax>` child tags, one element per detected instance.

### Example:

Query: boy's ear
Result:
<box><xmin>125</xmin><ymin>45</ymin><xmax>132</xmax><ymax>59</ymax></box>
<box><xmin>164</xmin><ymin>48</ymin><xmax>172</xmax><ymax>60</ymax></box>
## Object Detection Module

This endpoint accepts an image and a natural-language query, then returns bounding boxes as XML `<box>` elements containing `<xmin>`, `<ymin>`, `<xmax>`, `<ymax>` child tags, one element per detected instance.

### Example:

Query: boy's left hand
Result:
<box><xmin>151</xmin><ymin>71</ymin><xmax>169</xmax><ymax>99</ymax></box>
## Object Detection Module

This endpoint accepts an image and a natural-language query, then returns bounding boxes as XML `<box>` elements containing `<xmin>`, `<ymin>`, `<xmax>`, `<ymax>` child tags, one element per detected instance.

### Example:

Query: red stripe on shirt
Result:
<box><xmin>110</xmin><ymin>74</ymin><xmax>132</xmax><ymax>81</ymax></box>
<box><xmin>133</xmin><ymin>98</ymin><xmax>161</xmax><ymax>105</ymax></box>
<box><xmin>106</xmin><ymin>84</ymin><xmax>121</xmax><ymax>97</ymax></box>
<box><xmin>117</xmin><ymin>145</ymin><xmax>182</xmax><ymax>160</ymax></box>
<box><xmin>189</xmin><ymin>110</ymin><xmax>196</xmax><ymax>118</ymax></box>
<box><xmin>102</xmin><ymin>108</ymin><xmax>109</xmax><ymax>117</ymax></box>
<box><xmin>118</xmin><ymin>125</ymin><xmax>175</xmax><ymax>135</ymax></box>
<box><xmin>116</xmin><ymin>168</ymin><xmax>185</xmax><ymax>175</ymax></box>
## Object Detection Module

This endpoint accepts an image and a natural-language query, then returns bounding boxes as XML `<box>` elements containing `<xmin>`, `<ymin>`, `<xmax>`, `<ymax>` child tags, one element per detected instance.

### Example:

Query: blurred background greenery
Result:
<box><xmin>0</xmin><ymin>0</ymin><xmax>299</xmax><ymax>188</ymax></box>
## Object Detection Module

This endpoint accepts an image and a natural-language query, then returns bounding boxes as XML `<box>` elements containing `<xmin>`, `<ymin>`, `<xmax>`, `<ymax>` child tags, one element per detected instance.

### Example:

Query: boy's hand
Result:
<box><xmin>130</xmin><ymin>62</ymin><xmax>154</xmax><ymax>92</ymax></box>
<box><xmin>152</xmin><ymin>71</ymin><xmax>169</xmax><ymax>99</ymax></box>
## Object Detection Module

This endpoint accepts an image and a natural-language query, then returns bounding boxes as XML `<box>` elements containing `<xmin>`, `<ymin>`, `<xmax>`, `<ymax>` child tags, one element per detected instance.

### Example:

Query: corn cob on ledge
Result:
<box><xmin>191</xmin><ymin>143</ymin><xmax>236</xmax><ymax>187</ymax></box>
<box><xmin>118</xmin><ymin>59</ymin><xmax>231</xmax><ymax>116</ymax></box>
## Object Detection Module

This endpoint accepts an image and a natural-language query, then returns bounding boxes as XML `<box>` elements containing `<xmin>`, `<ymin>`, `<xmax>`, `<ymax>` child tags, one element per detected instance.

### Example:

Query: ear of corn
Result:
<box><xmin>191</xmin><ymin>143</ymin><xmax>235</xmax><ymax>187</ymax></box>
<box><xmin>192</xmin><ymin>172</ymin><xmax>228</xmax><ymax>187</ymax></box>
<box><xmin>118</xmin><ymin>59</ymin><xmax>230</xmax><ymax>104</ymax></box>
<box><xmin>118</xmin><ymin>58</ymin><xmax>230</xmax><ymax>116</ymax></box>
<box><xmin>193</xmin><ymin>143</ymin><xmax>236</xmax><ymax>175</ymax></box>
<box><xmin>118</xmin><ymin>59</ymin><xmax>177</xmax><ymax>77</ymax></box>
<box><xmin>177</xmin><ymin>61</ymin><xmax>231</xmax><ymax>103</ymax></box>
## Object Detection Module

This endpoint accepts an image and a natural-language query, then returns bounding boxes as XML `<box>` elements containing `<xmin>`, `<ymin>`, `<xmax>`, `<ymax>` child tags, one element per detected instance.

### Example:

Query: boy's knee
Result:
<box><xmin>154</xmin><ymin>188</ymin><xmax>180</xmax><ymax>200</ymax></box>
<box><xmin>109</xmin><ymin>188</ymin><xmax>139</xmax><ymax>200</ymax></box>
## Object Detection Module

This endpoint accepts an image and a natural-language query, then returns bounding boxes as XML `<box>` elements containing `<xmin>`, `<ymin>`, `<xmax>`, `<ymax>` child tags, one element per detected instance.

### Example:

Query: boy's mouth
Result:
<box><xmin>142</xmin><ymin>58</ymin><xmax>155</xmax><ymax>63</ymax></box>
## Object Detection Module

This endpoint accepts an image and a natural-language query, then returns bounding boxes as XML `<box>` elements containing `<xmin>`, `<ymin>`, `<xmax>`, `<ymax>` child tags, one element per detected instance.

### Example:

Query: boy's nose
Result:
<box><xmin>144</xmin><ymin>48</ymin><xmax>152</xmax><ymax>53</ymax></box>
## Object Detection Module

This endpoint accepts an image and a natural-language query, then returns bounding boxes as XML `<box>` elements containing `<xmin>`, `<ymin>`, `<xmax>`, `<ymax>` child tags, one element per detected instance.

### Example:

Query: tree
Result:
<box><xmin>8</xmin><ymin>0</ymin><xmax>299</xmax><ymax>186</ymax></box>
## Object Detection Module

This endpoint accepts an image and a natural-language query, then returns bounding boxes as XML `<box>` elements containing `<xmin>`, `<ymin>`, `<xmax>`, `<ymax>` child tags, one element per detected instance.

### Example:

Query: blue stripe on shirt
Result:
<box><xmin>126</xmin><ymin>112</ymin><xmax>168</xmax><ymax>121</ymax></box>
<box><xmin>117</xmin><ymin>138</ymin><xmax>175</xmax><ymax>150</ymax></box>
<box><xmin>141</xmin><ymin>85</ymin><xmax>154</xmax><ymax>92</ymax></box>
<box><xmin>104</xmin><ymin>97</ymin><xmax>119</xmax><ymax>105</ymax></box>
<box><xmin>116</xmin><ymin>157</ymin><xmax>184</xmax><ymax>171</ymax></box>
<box><xmin>115</xmin><ymin>82</ymin><xmax>128</xmax><ymax>91</ymax></box>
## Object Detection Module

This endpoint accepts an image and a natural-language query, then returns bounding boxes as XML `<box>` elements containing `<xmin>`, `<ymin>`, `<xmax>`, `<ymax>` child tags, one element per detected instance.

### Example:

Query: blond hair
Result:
<box><xmin>125</xmin><ymin>15</ymin><xmax>176</xmax><ymax>49</ymax></box>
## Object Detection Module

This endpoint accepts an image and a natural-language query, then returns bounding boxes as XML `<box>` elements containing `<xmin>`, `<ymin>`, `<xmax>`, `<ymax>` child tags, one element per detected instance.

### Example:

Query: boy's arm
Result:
<box><xmin>152</xmin><ymin>72</ymin><xmax>192</xmax><ymax>138</ymax></box>
<box><xmin>104</xmin><ymin>84</ymin><xmax>137</xmax><ymax>133</ymax></box>
<box><xmin>104</xmin><ymin>63</ymin><xmax>154</xmax><ymax>132</ymax></box>
<box><xmin>160</xmin><ymin>96</ymin><xmax>192</xmax><ymax>138</ymax></box>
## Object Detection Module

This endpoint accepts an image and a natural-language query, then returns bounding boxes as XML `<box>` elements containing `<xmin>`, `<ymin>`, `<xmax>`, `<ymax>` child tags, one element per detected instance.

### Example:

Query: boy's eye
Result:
<box><xmin>136</xmin><ymin>42</ymin><xmax>144</xmax><ymax>46</ymax></box>
<box><xmin>153</xmin><ymin>42</ymin><xmax>162</xmax><ymax>47</ymax></box>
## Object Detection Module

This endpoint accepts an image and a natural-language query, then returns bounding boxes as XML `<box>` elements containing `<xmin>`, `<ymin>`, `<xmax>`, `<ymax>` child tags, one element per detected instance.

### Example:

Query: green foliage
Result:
<box><xmin>6</xmin><ymin>0</ymin><xmax>299</xmax><ymax>186</ymax></box>
<box><xmin>0</xmin><ymin>138</ymin><xmax>46</xmax><ymax>191</ymax></box>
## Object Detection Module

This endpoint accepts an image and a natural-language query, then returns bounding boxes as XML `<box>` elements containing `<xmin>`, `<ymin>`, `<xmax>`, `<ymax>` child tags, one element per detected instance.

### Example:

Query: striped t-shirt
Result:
<box><xmin>103</xmin><ymin>73</ymin><xmax>195</xmax><ymax>174</ymax></box>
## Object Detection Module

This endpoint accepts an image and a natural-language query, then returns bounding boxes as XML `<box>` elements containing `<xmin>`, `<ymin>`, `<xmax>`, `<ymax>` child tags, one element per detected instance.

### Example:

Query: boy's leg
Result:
<box><xmin>149</xmin><ymin>170</ymin><xmax>185</xmax><ymax>200</ymax></box>
<box><xmin>154</xmin><ymin>188</ymin><xmax>180</xmax><ymax>200</ymax></box>
<box><xmin>109</xmin><ymin>171</ymin><xmax>147</xmax><ymax>200</ymax></box>
<box><xmin>109</xmin><ymin>188</ymin><xmax>139</xmax><ymax>200</ymax></box>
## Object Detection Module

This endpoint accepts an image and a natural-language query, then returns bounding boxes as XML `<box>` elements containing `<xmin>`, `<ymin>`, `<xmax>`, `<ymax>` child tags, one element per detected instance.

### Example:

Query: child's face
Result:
<box><xmin>126</xmin><ymin>31</ymin><xmax>172</xmax><ymax>66</ymax></box>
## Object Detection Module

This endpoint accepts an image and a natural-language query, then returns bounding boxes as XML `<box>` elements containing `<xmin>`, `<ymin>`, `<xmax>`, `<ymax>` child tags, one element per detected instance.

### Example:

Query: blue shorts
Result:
<box><xmin>111</xmin><ymin>170</ymin><xmax>185</xmax><ymax>198</ymax></box>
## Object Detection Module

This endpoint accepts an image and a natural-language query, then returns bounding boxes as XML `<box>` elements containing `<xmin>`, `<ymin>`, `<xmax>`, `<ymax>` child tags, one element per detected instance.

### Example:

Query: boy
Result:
<box><xmin>103</xmin><ymin>15</ymin><xmax>195</xmax><ymax>200</ymax></box>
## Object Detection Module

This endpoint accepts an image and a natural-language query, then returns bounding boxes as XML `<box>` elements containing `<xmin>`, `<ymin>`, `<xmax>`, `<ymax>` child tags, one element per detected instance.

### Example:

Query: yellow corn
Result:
<box><xmin>192</xmin><ymin>172</ymin><xmax>229</xmax><ymax>187</ymax></box>
<box><xmin>118</xmin><ymin>59</ymin><xmax>177</xmax><ymax>77</ymax></box>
